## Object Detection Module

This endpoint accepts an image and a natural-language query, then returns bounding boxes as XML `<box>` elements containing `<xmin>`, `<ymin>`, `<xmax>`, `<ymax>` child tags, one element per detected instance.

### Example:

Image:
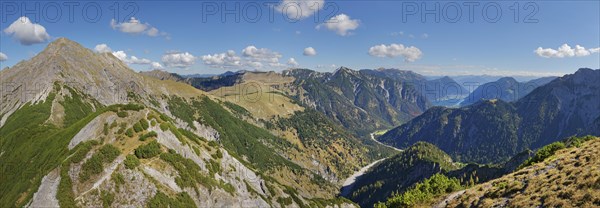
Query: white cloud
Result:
<box><xmin>201</xmin><ymin>50</ymin><xmax>242</xmax><ymax>68</ymax></box>
<box><xmin>0</xmin><ymin>52</ymin><xmax>7</xmax><ymax>62</ymax></box>
<box><xmin>129</xmin><ymin>56</ymin><xmax>152</xmax><ymax>65</ymax></box>
<box><xmin>202</xmin><ymin>46</ymin><xmax>296</xmax><ymax>70</ymax></box>
<box><xmin>368</xmin><ymin>43</ymin><xmax>423</xmax><ymax>62</ymax></box>
<box><xmin>111</xmin><ymin>51</ymin><xmax>152</xmax><ymax>65</ymax></box>
<box><xmin>303</xmin><ymin>47</ymin><xmax>317</xmax><ymax>56</ymax></box>
<box><xmin>162</xmin><ymin>52</ymin><xmax>196</xmax><ymax>68</ymax></box>
<box><xmin>421</xmin><ymin>33</ymin><xmax>429</xmax><ymax>38</ymax></box>
<box><xmin>150</xmin><ymin>62</ymin><xmax>164</xmax><ymax>70</ymax></box>
<box><xmin>316</xmin><ymin>14</ymin><xmax>359</xmax><ymax>36</ymax></box>
<box><xmin>287</xmin><ymin>58</ymin><xmax>299</xmax><ymax>67</ymax></box>
<box><xmin>535</xmin><ymin>44</ymin><xmax>600</xmax><ymax>58</ymax></box>
<box><xmin>94</xmin><ymin>44</ymin><xmax>113</xmax><ymax>53</ymax></box>
<box><xmin>110</xmin><ymin>17</ymin><xmax>166</xmax><ymax>37</ymax></box>
<box><xmin>242</xmin><ymin>45</ymin><xmax>282</xmax><ymax>64</ymax></box>
<box><xmin>276</xmin><ymin>0</ymin><xmax>324</xmax><ymax>20</ymax></box>
<box><xmin>98</xmin><ymin>44</ymin><xmax>160</xmax><ymax>70</ymax></box>
<box><xmin>3</xmin><ymin>16</ymin><xmax>51</xmax><ymax>45</ymax></box>
<box><xmin>112</xmin><ymin>51</ymin><xmax>128</xmax><ymax>61</ymax></box>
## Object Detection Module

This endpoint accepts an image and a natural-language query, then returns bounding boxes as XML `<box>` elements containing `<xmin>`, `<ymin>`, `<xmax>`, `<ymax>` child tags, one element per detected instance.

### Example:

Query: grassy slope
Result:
<box><xmin>445</xmin><ymin>137</ymin><xmax>600</xmax><ymax>207</ymax></box>
<box><xmin>0</xmin><ymin>85</ymin><xmax>108</xmax><ymax>206</ymax></box>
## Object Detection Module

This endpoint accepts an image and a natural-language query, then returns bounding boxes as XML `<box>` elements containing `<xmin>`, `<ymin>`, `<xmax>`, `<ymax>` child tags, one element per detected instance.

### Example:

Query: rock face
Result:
<box><xmin>378</xmin><ymin>68</ymin><xmax>600</xmax><ymax>164</ymax></box>
<box><xmin>28</xmin><ymin>169</ymin><xmax>61</xmax><ymax>208</ymax></box>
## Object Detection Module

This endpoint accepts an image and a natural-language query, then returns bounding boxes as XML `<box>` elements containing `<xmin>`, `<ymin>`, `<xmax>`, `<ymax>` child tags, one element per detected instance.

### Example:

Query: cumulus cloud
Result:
<box><xmin>112</xmin><ymin>51</ymin><xmax>128</xmax><ymax>61</ymax></box>
<box><xmin>368</xmin><ymin>43</ymin><xmax>423</xmax><ymax>62</ymax></box>
<box><xmin>242</xmin><ymin>45</ymin><xmax>282</xmax><ymax>65</ymax></box>
<box><xmin>276</xmin><ymin>0</ymin><xmax>324</xmax><ymax>20</ymax></box>
<box><xmin>316</xmin><ymin>14</ymin><xmax>359</xmax><ymax>36</ymax></box>
<box><xmin>3</xmin><ymin>16</ymin><xmax>51</xmax><ymax>45</ymax></box>
<box><xmin>201</xmin><ymin>50</ymin><xmax>242</xmax><ymax>68</ymax></box>
<box><xmin>110</xmin><ymin>17</ymin><xmax>167</xmax><ymax>37</ymax></box>
<box><xmin>535</xmin><ymin>44</ymin><xmax>600</xmax><ymax>58</ymax></box>
<box><xmin>150</xmin><ymin>62</ymin><xmax>164</xmax><ymax>70</ymax></box>
<box><xmin>0</xmin><ymin>52</ymin><xmax>7</xmax><ymax>62</ymax></box>
<box><xmin>162</xmin><ymin>52</ymin><xmax>196</xmax><ymax>68</ymax></box>
<box><xmin>303</xmin><ymin>47</ymin><xmax>317</xmax><ymax>56</ymax></box>
<box><xmin>96</xmin><ymin>44</ymin><xmax>161</xmax><ymax>70</ymax></box>
<box><xmin>202</xmin><ymin>46</ymin><xmax>297</xmax><ymax>70</ymax></box>
<box><xmin>287</xmin><ymin>58</ymin><xmax>299</xmax><ymax>67</ymax></box>
<box><xmin>94</xmin><ymin>44</ymin><xmax>113</xmax><ymax>53</ymax></box>
<box><xmin>112</xmin><ymin>51</ymin><xmax>153</xmax><ymax>64</ymax></box>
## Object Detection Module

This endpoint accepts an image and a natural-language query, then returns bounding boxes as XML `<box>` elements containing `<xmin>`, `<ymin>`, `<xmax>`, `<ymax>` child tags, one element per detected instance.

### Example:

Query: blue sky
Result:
<box><xmin>0</xmin><ymin>1</ymin><xmax>599</xmax><ymax>77</ymax></box>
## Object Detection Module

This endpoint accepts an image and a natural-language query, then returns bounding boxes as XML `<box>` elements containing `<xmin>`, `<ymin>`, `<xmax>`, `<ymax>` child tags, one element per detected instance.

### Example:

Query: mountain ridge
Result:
<box><xmin>378</xmin><ymin>68</ymin><xmax>600</xmax><ymax>164</ymax></box>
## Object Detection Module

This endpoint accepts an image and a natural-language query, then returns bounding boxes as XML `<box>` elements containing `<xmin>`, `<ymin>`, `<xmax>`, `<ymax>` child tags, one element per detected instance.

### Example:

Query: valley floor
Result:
<box><xmin>340</xmin><ymin>132</ymin><xmax>403</xmax><ymax>197</ymax></box>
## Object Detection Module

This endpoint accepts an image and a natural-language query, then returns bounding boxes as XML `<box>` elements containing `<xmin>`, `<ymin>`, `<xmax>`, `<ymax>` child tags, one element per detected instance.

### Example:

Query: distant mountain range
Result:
<box><xmin>460</xmin><ymin>76</ymin><xmax>557</xmax><ymax>106</ymax></box>
<box><xmin>378</xmin><ymin>68</ymin><xmax>600</xmax><ymax>164</ymax></box>
<box><xmin>144</xmin><ymin>67</ymin><xmax>478</xmax><ymax>136</ymax></box>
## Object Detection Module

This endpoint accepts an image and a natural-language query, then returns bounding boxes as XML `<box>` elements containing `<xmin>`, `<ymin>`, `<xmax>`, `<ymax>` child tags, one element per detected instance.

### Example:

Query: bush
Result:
<box><xmin>139</xmin><ymin>131</ymin><xmax>158</xmax><ymax>141</ymax></box>
<box><xmin>117</xmin><ymin>111</ymin><xmax>128</xmax><ymax>118</ymax></box>
<box><xmin>140</xmin><ymin>118</ymin><xmax>149</xmax><ymax>130</ymax></box>
<box><xmin>160</xmin><ymin>123</ymin><xmax>169</xmax><ymax>131</ymax></box>
<box><xmin>135</xmin><ymin>140</ymin><xmax>162</xmax><ymax>159</ymax></box>
<box><xmin>519</xmin><ymin>142</ymin><xmax>566</xmax><ymax>169</ymax></box>
<box><xmin>103</xmin><ymin>123</ymin><xmax>109</xmax><ymax>135</ymax></box>
<box><xmin>133</xmin><ymin>123</ymin><xmax>143</xmax><ymax>133</ymax></box>
<box><xmin>376</xmin><ymin>174</ymin><xmax>462</xmax><ymax>207</ymax></box>
<box><xmin>80</xmin><ymin>144</ymin><xmax>121</xmax><ymax>182</ymax></box>
<box><xmin>124</xmin><ymin>154</ymin><xmax>140</xmax><ymax>169</ymax></box>
<box><xmin>147</xmin><ymin>191</ymin><xmax>196</xmax><ymax>208</ymax></box>
<box><xmin>112</xmin><ymin>172</ymin><xmax>125</xmax><ymax>190</ymax></box>
<box><xmin>122</xmin><ymin>103</ymin><xmax>145</xmax><ymax>111</ymax></box>
<box><xmin>125</xmin><ymin>128</ymin><xmax>134</xmax><ymax>137</ymax></box>
<box><xmin>101</xmin><ymin>190</ymin><xmax>115</xmax><ymax>208</ymax></box>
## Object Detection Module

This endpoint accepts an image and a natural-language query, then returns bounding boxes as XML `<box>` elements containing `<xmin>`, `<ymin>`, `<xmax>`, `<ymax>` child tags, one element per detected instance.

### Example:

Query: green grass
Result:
<box><xmin>0</xmin><ymin>83</ymin><xmax>148</xmax><ymax>207</ymax></box>
<box><xmin>0</xmin><ymin>87</ymin><xmax>110</xmax><ymax>206</ymax></box>
<box><xmin>60</xmin><ymin>85</ymin><xmax>96</xmax><ymax>126</ymax></box>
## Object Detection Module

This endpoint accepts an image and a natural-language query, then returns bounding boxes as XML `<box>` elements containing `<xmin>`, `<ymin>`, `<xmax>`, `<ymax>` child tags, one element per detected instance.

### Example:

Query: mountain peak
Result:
<box><xmin>497</xmin><ymin>77</ymin><xmax>518</xmax><ymax>83</ymax></box>
<box><xmin>45</xmin><ymin>37</ymin><xmax>83</xmax><ymax>51</ymax></box>
<box><xmin>333</xmin><ymin>66</ymin><xmax>359</xmax><ymax>76</ymax></box>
